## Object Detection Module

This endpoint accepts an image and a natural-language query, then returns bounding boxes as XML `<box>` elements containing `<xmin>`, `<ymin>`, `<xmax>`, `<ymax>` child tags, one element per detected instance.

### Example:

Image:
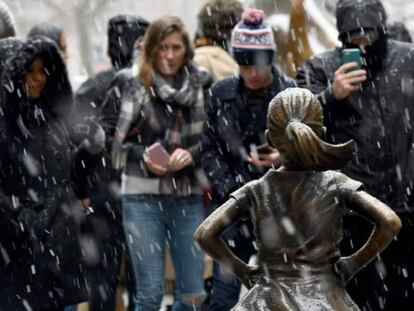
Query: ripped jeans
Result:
<box><xmin>123</xmin><ymin>194</ymin><xmax>206</xmax><ymax>311</ymax></box>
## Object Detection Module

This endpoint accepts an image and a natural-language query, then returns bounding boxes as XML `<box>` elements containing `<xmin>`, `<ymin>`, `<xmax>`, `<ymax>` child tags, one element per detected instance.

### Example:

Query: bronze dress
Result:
<box><xmin>230</xmin><ymin>169</ymin><xmax>362</xmax><ymax>311</ymax></box>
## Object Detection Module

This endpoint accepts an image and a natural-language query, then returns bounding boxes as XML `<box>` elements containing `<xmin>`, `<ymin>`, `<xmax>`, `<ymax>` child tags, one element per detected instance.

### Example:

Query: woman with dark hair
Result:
<box><xmin>0</xmin><ymin>36</ymin><xmax>102</xmax><ymax>311</ymax></box>
<box><xmin>28</xmin><ymin>22</ymin><xmax>68</xmax><ymax>60</ymax></box>
<box><xmin>195</xmin><ymin>88</ymin><xmax>401</xmax><ymax>310</ymax></box>
<box><xmin>111</xmin><ymin>15</ymin><xmax>208</xmax><ymax>311</ymax></box>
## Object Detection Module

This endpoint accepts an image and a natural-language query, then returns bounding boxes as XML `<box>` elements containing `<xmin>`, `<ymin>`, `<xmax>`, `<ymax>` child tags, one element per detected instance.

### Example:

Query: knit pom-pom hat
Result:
<box><xmin>231</xmin><ymin>8</ymin><xmax>276</xmax><ymax>66</ymax></box>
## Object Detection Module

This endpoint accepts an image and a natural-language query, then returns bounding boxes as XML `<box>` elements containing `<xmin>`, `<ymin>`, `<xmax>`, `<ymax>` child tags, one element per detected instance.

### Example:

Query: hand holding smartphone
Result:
<box><xmin>332</xmin><ymin>48</ymin><xmax>367</xmax><ymax>101</ymax></box>
<box><xmin>341</xmin><ymin>48</ymin><xmax>362</xmax><ymax>71</ymax></box>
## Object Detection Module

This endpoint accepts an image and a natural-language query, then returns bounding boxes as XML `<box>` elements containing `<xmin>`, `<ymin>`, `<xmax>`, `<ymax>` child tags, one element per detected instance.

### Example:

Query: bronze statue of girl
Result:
<box><xmin>194</xmin><ymin>88</ymin><xmax>401</xmax><ymax>310</ymax></box>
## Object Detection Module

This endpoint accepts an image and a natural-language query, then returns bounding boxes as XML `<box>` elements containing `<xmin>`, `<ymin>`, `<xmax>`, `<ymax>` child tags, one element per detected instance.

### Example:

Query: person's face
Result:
<box><xmin>24</xmin><ymin>57</ymin><xmax>47</xmax><ymax>101</ymax></box>
<box><xmin>154</xmin><ymin>32</ymin><xmax>186</xmax><ymax>78</ymax></box>
<box><xmin>59</xmin><ymin>33</ymin><xmax>69</xmax><ymax>60</ymax></box>
<box><xmin>239</xmin><ymin>65</ymin><xmax>273</xmax><ymax>90</ymax></box>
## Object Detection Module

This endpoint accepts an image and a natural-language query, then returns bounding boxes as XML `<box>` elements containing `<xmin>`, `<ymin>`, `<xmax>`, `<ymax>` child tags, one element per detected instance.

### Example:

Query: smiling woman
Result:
<box><xmin>24</xmin><ymin>57</ymin><xmax>47</xmax><ymax>100</ymax></box>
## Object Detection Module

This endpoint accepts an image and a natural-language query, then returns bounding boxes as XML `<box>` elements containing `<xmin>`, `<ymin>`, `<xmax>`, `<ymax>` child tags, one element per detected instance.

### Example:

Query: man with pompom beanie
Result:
<box><xmin>201</xmin><ymin>8</ymin><xmax>295</xmax><ymax>310</ymax></box>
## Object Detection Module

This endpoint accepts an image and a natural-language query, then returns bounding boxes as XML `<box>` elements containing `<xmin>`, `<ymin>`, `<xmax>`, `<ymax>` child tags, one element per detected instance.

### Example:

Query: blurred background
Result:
<box><xmin>4</xmin><ymin>0</ymin><xmax>414</xmax><ymax>81</ymax></box>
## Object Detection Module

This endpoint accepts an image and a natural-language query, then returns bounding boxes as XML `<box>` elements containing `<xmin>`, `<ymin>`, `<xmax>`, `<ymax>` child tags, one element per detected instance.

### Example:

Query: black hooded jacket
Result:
<box><xmin>297</xmin><ymin>0</ymin><xmax>414</xmax><ymax>211</ymax></box>
<box><xmin>74</xmin><ymin>15</ymin><xmax>149</xmax><ymax>119</ymax></box>
<box><xmin>0</xmin><ymin>37</ymin><xmax>24</xmax><ymax>72</ymax></box>
<box><xmin>0</xmin><ymin>37</ymin><xmax>90</xmax><ymax>309</ymax></box>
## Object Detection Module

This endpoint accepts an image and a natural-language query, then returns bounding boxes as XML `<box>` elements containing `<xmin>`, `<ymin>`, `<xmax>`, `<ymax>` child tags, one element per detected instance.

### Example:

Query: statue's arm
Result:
<box><xmin>336</xmin><ymin>191</ymin><xmax>402</xmax><ymax>283</ymax></box>
<box><xmin>194</xmin><ymin>197</ymin><xmax>255</xmax><ymax>288</ymax></box>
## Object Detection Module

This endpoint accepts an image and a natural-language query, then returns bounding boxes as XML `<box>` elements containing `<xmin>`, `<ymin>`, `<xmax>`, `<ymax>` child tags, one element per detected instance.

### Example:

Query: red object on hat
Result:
<box><xmin>241</xmin><ymin>8</ymin><xmax>265</xmax><ymax>25</ymax></box>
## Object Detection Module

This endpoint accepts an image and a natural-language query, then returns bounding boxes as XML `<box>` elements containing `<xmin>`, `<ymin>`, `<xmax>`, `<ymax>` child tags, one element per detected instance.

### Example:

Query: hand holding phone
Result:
<box><xmin>341</xmin><ymin>49</ymin><xmax>362</xmax><ymax>71</ymax></box>
<box><xmin>332</xmin><ymin>49</ymin><xmax>367</xmax><ymax>101</ymax></box>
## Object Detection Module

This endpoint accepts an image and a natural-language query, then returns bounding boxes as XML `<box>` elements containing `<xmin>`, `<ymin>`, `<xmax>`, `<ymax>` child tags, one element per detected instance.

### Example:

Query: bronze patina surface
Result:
<box><xmin>195</xmin><ymin>88</ymin><xmax>401</xmax><ymax>310</ymax></box>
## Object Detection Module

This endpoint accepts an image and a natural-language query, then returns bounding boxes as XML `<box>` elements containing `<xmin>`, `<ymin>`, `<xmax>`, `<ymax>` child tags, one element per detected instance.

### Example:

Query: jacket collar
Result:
<box><xmin>220</xmin><ymin>65</ymin><xmax>282</xmax><ymax>101</ymax></box>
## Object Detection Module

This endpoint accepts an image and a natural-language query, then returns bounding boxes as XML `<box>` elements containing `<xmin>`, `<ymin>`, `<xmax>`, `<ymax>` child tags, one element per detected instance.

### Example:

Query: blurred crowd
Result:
<box><xmin>1</xmin><ymin>0</ymin><xmax>414</xmax><ymax>311</ymax></box>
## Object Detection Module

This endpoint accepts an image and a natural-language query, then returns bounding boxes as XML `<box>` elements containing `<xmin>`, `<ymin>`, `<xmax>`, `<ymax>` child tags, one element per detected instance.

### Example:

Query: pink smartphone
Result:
<box><xmin>146</xmin><ymin>142</ymin><xmax>170</xmax><ymax>169</ymax></box>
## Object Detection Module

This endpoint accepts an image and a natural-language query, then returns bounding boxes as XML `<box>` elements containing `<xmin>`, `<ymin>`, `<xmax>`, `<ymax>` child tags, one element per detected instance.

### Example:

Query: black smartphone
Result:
<box><xmin>256</xmin><ymin>144</ymin><xmax>274</xmax><ymax>155</ymax></box>
<box><xmin>341</xmin><ymin>48</ymin><xmax>362</xmax><ymax>71</ymax></box>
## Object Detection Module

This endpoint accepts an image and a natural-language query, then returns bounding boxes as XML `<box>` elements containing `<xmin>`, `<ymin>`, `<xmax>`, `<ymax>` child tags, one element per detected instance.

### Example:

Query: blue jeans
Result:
<box><xmin>123</xmin><ymin>194</ymin><xmax>206</xmax><ymax>311</ymax></box>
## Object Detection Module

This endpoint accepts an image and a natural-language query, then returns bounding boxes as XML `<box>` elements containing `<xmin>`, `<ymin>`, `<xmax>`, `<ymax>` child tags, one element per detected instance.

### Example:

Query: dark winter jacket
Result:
<box><xmin>75</xmin><ymin>68</ymin><xmax>118</xmax><ymax>118</ymax></box>
<box><xmin>297</xmin><ymin>0</ymin><xmax>414</xmax><ymax>212</ymax></box>
<box><xmin>0</xmin><ymin>37</ymin><xmax>92</xmax><ymax>310</ymax></box>
<box><xmin>0</xmin><ymin>37</ymin><xmax>23</xmax><ymax>72</ymax></box>
<box><xmin>101</xmin><ymin>64</ymin><xmax>211</xmax><ymax>196</ymax></box>
<box><xmin>74</xmin><ymin>15</ymin><xmax>149</xmax><ymax>119</ymax></box>
<box><xmin>202</xmin><ymin>66</ymin><xmax>295</xmax><ymax>203</ymax></box>
<box><xmin>388</xmin><ymin>22</ymin><xmax>412</xmax><ymax>43</ymax></box>
<box><xmin>100</xmin><ymin>66</ymin><xmax>139</xmax><ymax>141</ymax></box>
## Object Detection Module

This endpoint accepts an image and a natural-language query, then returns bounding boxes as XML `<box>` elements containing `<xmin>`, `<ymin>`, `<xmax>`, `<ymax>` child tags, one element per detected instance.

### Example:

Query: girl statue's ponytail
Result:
<box><xmin>267</xmin><ymin>88</ymin><xmax>355</xmax><ymax>171</ymax></box>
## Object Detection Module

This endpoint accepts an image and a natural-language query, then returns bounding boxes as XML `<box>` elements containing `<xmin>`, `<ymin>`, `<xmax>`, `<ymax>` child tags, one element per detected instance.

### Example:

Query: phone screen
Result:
<box><xmin>341</xmin><ymin>48</ymin><xmax>362</xmax><ymax>71</ymax></box>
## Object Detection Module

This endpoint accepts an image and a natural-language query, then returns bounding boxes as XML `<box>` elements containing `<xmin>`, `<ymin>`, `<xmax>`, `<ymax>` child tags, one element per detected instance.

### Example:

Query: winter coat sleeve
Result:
<box><xmin>99</xmin><ymin>72</ymin><xmax>133</xmax><ymax>147</ymax></box>
<box><xmin>0</xmin><ymin>185</ymin><xmax>23</xmax><ymax>240</ymax></box>
<box><xmin>186</xmin><ymin>78</ymin><xmax>211</xmax><ymax>168</ymax></box>
<box><xmin>0</xmin><ymin>126</ymin><xmax>21</xmax><ymax>239</ymax></box>
<box><xmin>111</xmin><ymin>91</ymin><xmax>147</xmax><ymax>170</ymax></box>
<box><xmin>66</xmin><ymin>116</ymin><xmax>106</xmax><ymax>199</ymax></box>
<box><xmin>0</xmin><ymin>189</ymin><xmax>33</xmax><ymax>242</ymax></box>
<box><xmin>296</xmin><ymin>57</ymin><xmax>338</xmax><ymax>106</ymax></box>
<box><xmin>201</xmin><ymin>87</ymin><xmax>240</xmax><ymax>203</ymax></box>
<box><xmin>0</xmin><ymin>134</ymin><xmax>49</xmax><ymax>241</ymax></box>
<box><xmin>74</xmin><ymin>70</ymin><xmax>116</xmax><ymax>119</ymax></box>
<box><xmin>188</xmin><ymin>142</ymin><xmax>202</xmax><ymax>167</ymax></box>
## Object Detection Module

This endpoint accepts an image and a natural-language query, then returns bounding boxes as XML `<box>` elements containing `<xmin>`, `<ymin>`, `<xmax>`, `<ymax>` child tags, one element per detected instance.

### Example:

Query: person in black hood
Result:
<box><xmin>75</xmin><ymin>15</ymin><xmax>149</xmax><ymax>118</ymax></box>
<box><xmin>0</xmin><ymin>36</ymin><xmax>103</xmax><ymax>311</ymax></box>
<box><xmin>387</xmin><ymin>21</ymin><xmax>412</xmax><ymax>43</ymax></box>
<box><xmin>0</xmin><ymin>36</ymin><xmax>23</xmax><ymax>72</ymax></box>
<box><xmin>297</xmin><ymin>0</ymin><xmax>414</xmax><ymax>310</ymax></box>
<box><xmin>28</xmin><ymin>22</ymin><xmax>69</xmax><ymax>61</ymax></box>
